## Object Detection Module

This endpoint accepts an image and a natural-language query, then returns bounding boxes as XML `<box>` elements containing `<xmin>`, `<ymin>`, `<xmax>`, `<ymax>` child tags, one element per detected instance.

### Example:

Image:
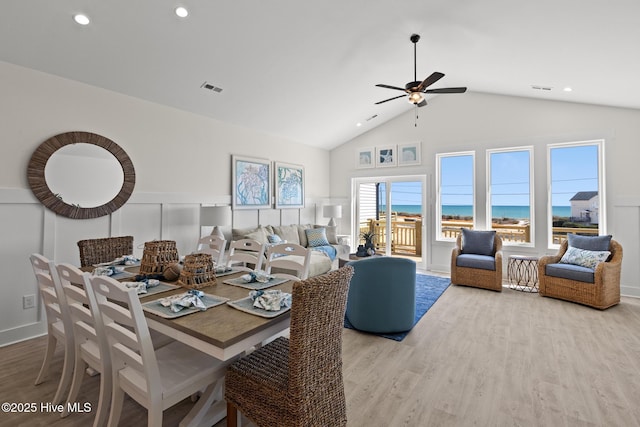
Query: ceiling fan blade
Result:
<box><xmin>417</xmin><ymin>100</ymin><xmax>427</xmax><ymax>107</ymax></box>
<box><xmin>425</xmin><ymin>87</ymin><xmax>467</xmax><ymax>94</ymax></box>
<box><xmin>375</xmin><ymin>84</ymin><xmax>407</xmax><ymax>91</ymax></box>
<box><xmin>375</xmin><ymin>94</ymin><xmax>407</xmax><ymax>105</ymax></box>
<box><xmin>416</xmin><ymin>72</ymin><xmax>445</xmax><ymax>92</ymax></box>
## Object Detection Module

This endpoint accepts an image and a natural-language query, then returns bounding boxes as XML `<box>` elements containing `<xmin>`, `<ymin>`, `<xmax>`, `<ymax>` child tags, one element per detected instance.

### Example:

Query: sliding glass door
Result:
<box><xmin>353</xmin><ymin>175</ymin><xmax>426</xmax><ymax>268</ymax></box>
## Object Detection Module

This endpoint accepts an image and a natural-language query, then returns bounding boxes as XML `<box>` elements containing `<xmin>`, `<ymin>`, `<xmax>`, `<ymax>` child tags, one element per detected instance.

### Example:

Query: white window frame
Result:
<box><xmin>486</xmin><ymin>146</ymin><xmax>534</xmax><ymax>247</ymax></box>
<box><xmin>547</xmin><ymin>139</ymin><xmax>606</xmax><ymax>249</ymax></box>
<box><xmin>351</xmin><ymin>174</ymin><xmax>428</xmax><ymax>270</ymax></box>
<box><xmin>436</xmin><ymin>151</ymin><xmax>475</xmax><ymax>241</ymax></box>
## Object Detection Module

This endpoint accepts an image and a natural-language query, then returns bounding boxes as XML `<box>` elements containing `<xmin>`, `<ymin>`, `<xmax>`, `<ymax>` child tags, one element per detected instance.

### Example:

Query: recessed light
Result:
<box><xmin>73</xmin><ymin>14</ymin><xmax>90</xmax><ymax>25</ymax></box>
<box><xmin>563</xmin><ymin>87</ymin><xmax>573</xmax><ymax>92</ymax></box>
<box><xmin>175</xmin><ymin>6</ymin><xmax>189</xmax><ymax>18</ymax></box>
<box><xmin>356</xmin><ymin>123</ymin><xmax>362</xmax><ymax>127</ymax></box>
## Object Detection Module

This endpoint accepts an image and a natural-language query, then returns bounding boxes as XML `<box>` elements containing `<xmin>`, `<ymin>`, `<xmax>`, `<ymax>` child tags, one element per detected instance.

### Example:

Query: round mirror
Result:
<box><xmin>28</xmin><ymin>131</ymin><xmax>135</xmax><ymax>219</ymax></box>
<box><xmin>44</xmin><ymin>144</ymin><xmax>124</xmax><ymax>208</ymax></box>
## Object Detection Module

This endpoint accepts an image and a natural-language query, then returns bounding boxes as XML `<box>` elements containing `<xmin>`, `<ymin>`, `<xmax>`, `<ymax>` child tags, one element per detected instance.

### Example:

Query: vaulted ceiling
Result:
<box><xmin>2</xmin><ymin>1</ymin><xmax>639</xmax><ymax>150</ymax></box>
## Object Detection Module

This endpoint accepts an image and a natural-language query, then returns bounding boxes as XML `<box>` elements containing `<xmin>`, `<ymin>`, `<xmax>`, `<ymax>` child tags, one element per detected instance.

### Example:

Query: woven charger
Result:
<box><xmin>139</xmin><ymin>240</ymin><xmax>179</xmax><ymax>275</ymax></box>
<box><xmin>178</xmin><ymin>253</ymin><xmax>217</xmax><ymax>289</ymax></box>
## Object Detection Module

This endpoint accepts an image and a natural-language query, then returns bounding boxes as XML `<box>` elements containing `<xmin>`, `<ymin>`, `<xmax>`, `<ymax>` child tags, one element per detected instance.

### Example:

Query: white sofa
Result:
<box><xmin>231</xmin><ymin>224</ymin><xmax>350</xmax><ymax>277</ymax></box>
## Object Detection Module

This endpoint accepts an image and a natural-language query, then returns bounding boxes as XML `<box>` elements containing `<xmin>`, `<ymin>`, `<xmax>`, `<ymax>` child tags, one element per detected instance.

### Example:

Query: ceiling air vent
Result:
<box><xmin>201</xmin><ymin>82</ymin><xmax>223</xmax><ymax>93</ymax></box>
<box><xmin>531</xmin><ymin>85</ymin><xmax>552</xmax><ymax>91</ymax></box>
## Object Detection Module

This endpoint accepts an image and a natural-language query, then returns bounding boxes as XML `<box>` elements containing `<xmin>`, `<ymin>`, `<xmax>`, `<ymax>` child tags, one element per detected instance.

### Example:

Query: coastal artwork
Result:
<box><xmin>232</xmin><ymin>155</ymin><xmax>271</xmax><ymax>209</ymax></box>
<box><xmin>275</xmin><ymin>162</ymin><xmax>304</xmax><ymax>209</ymax></box>
<box><xmin>398</xmin><ymin>143</ymin><xmax>421</xmax><ymax>166</ymax></box>
<box><xmin>356</xmin><ymin>147</ymin><xmax>375</xmax><ymax>168</ymax></box>
<box><xmin>376</xmin><ymin>145</ymin><xmax>396</xmax><ymax>167</ymax></box>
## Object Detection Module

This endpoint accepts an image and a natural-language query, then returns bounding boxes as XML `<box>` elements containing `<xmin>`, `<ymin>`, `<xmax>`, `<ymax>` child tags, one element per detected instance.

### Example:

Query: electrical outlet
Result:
<box><xmin>23</xmin><ymin>294</ymin><xmax>36</xmax><ymax>309</ymax></box>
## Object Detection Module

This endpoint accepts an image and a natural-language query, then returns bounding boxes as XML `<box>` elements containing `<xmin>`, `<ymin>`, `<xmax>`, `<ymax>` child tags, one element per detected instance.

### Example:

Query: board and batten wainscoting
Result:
<box><xmin>0</xmin><ymin>187</ymin><xmax>331</xmax><ymax>347</ymax></box>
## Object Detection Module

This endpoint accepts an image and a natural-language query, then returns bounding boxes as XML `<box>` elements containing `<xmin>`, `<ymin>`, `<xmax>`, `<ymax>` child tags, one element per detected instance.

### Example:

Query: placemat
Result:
<box><xmin>215</xmin><ymin>268</ymin><xmax>240</xmax><ymax>277</ymax></box>
<box><xmin>135</xmin><ymin>282</ymin><xmax>180</xmax><ymax>298</ymax></box>
<box><xmin>222</xmin><ymin>276</ymin><xmax>288</xmax><ymax>290</ymax></box>
<box><xmin>110</xmin><ymin>270</ymin><xmax>137</xmax><ymax>280</ymax></box>
<box><xmin>227</xmin><ymin>295</ymin><xmax>291</xmax><ymax>318</ymax></box>
<box><xmin>142</xmin><ymin>293</ymin><xmax>228</xmax><ymax>319</ymax></box>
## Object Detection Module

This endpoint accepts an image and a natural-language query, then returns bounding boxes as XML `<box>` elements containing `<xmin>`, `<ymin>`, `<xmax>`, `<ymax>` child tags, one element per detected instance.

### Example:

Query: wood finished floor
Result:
<box><xmin>2</xmin><ymin>283</ymin><xmax>640</xmax><ymax>426</ymax></box>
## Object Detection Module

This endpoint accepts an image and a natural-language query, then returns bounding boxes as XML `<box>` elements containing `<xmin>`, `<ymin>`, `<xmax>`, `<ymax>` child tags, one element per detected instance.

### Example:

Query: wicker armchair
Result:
<box><xmin>77</xmin><ymin>236</ymin><xmax>134</xmax><ymax>267</ymax></box>
<box><xmin>538</xmin><ymin>239</ymin><xmax>622</xmax><ymax>309</ymax></box>
<box><xmin>225</xmin><ymin>266</ymin><xmax>354</xmax><ymax>427</ymax></box>
<box><xmin>451</xmin><ymin>233</ymin><xmax>503</xmax><ymax>292</ymax></box>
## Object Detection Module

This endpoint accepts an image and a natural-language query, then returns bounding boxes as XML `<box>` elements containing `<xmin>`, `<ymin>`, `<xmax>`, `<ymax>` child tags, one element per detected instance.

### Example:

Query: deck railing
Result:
<box><xmin>551</xmin><ymin>227</ymin><xmax>599</xmax><ymax>244</ymax></box>
<box><xmin>359</xmin><ymin>218</ymin><xmax>422</xmax><ymax>256</ymax></box>
<box><xmin>358</xmin><ymin>218</ymin><xmax>599</xmax><ymax>254</ymax></box>
<box><xmin>441</xmin><ymin>221</ymin><xmax>531</xmax><ymax>243</ymax></box>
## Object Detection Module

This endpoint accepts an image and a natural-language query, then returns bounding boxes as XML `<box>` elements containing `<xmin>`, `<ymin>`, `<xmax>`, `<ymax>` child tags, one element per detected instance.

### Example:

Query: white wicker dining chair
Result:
<box><xmin>264</xmin><ymin>243</ymin><xmax>312</xmax><ymax>281</ymax></box>
<box><xmin>196</xmin><ymin>235</ymin><xmax>226</xmax><ymax>266</ymax></box>
<box><xmin>30</xmin><ymin>253</ymin><xmax>74</xmax><ymax>406</ymax></box>
<box><xmin>56</xmin><ymin>263</ymin><xmax>111</xmax><ymax>426</ymax></box>
<box><xmin>87</xmin><ymin>274</ymin><xmax>229</xmax><ymax>427</ymax></box>
<box><xmin>225</xmin><ymin>239</ymin><xmax>265</xmax><ymax>272</ymax></box>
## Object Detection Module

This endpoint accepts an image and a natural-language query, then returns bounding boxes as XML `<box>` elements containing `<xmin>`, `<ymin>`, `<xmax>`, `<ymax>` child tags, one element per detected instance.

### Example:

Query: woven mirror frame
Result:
<box><xmin>27</xmin><ymin>131</ymin><xmax>135</xmax><ymax>219</ymax></box>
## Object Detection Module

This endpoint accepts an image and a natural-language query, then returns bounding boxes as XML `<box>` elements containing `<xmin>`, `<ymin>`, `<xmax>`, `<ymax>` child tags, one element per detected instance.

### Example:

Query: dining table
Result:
<box><xmin>83</xmin><ymin>263</ymin><xmax>294</xmax><ymax>427</ymax></box>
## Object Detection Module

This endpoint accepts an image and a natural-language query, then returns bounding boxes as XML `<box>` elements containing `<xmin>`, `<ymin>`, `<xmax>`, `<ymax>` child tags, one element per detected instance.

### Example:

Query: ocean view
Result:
<box><xmin>382</xmin><ymin>204</ymin><xmax>572</xmax><ymax>219</ymax></box>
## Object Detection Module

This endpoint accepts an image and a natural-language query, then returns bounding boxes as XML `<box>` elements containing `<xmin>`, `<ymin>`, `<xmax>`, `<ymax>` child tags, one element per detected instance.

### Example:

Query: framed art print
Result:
<box><xmin>232</xmin><ymin>155</ymin><xmax>272</xmax><ymax>209</ymax></box>
<box><xmin>398</xmin><ymin>142</ymin><xmax>421</xmax><ymax>166</ymax></box>
<box><xmin>376</xmin><ymin>145</ymin><xmax>397</xmax><ymax>167</ymax></box>
<box><xmin>275</xmin><ymin>162</ymin><xmax>304</xmax><ymax>209</ymax></box>
<box><xmin>356</xmin><ymin>147</ymin><xmax>375</xmax><ymax>169</ymax></box>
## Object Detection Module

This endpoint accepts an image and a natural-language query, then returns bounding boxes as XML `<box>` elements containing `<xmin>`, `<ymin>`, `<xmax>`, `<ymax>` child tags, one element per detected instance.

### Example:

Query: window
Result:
<box><xmin>487</xmin><ymin>147</ymin><xmax>533</xmax><ymax>245</ymax></box>
<box><xmin>437</xmin><ymin>152</ymin><xmax>475</xmax><ymax>240</ymax></box>
<box><xmin>548</xmin><ymin>140</ymin><xmax>605</xmax><ymax>247</ymax></box>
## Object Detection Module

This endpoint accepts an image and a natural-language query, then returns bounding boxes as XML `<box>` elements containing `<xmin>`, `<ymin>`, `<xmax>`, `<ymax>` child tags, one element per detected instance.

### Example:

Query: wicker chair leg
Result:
<box><xmin>226</xmin><ymin>402</ymin><xmax>238</xmax><ymax>427</ymax></box>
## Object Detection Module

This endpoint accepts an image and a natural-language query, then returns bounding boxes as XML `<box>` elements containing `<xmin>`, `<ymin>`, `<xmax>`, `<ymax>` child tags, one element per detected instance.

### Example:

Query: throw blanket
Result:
<box><xmin>311</xmin><ymin>245</ymin><xmax>337</xmax><ymax>261</ymax></box>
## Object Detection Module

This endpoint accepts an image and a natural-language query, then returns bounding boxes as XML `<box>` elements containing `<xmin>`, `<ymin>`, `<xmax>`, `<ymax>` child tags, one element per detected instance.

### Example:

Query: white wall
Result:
<box><xmin>330</xmin><ymin>92</ymin><xmax>640</xmax><ymax>296</ymax></box>
<box><xmin>0</xmin><ymin>61</ymin><xmax>331</xmax><ymax>346</ymax></box>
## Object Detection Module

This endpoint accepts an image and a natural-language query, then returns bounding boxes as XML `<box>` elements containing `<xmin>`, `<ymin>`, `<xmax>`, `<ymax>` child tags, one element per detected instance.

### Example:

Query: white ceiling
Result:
<box><xmin>2</xmin><ymin>1</ymin><xmax>639</xmax><ymax>150</ymax></box>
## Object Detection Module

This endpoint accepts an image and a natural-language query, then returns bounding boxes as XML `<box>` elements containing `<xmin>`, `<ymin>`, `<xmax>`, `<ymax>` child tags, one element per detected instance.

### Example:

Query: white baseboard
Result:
<box><xmin>621</xmin><ymin>286</ymin><xmax>640</xmax><ymax>299</ymax></box>
<box><xmin>0</xmin><ymin>321</ymin><xmax>47</xmax><ymax>348</ymax></box>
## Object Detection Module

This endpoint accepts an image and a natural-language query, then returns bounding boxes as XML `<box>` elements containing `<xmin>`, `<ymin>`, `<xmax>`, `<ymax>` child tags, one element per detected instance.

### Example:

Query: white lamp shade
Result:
<box><xmin>200</xmin><ymin>205</ymin><xmax>232</xmax><ymax>227</ymax></box>
<box><xmin>323</xmin><ymin>205</ymin><xmax>342</xmax><ymax>219</ymax></box>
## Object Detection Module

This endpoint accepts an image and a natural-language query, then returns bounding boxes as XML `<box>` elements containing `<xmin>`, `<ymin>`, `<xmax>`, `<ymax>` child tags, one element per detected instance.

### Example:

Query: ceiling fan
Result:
<box><xmin>375</xmin><ymin>34</ymin><xmax>467</xmax><ymax>108</ymax></box>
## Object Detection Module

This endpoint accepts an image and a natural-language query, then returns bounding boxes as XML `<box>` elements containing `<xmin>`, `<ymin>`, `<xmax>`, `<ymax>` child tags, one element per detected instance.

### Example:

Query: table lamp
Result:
<box><xmin>323</xmin><ymin>205</ymin><xmax>342</xmax><ymax>228</ymax></box>
<box><xmin>200</xmin><ymin>205</ymin><xmax>232</xmax><ymax>239</ymax></box>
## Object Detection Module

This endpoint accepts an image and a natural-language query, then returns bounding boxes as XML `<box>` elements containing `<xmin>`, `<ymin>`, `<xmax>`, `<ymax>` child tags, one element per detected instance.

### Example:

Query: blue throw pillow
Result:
<box><xmin>305</xmin><ymin>228</ymin><xmax>330</xmax><ymax>247</ymax></box>
<box><xmin>567</xmin><ymin>234</ymin><xmax>612</xmax><ymax>251</ymax></box>
<box><xmin>267</xmin><ymin>234</ymin><xmax>283</xmax><ymax>244</ymax></box>
<box><xmin>461</xmin><ymin>229</ymin><xmax>496</xmax><ymax>256</ymax></box>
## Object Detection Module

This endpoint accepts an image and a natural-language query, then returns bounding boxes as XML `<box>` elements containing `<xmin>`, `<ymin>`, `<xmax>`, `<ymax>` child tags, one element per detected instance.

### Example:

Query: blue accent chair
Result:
<box><xmin>538</xmin><ymin>237</ymin><xmax>622</xmax><ymax>309</ymax></box>
<box><xmin>345</xmin><ymin>257</ymin><xmax>416</xmax><ymax>333</ymax></box>
<box><xmin>451</xmin><ymin>230</ymin><xmax>503</xmax><ymax>292</ymax></box>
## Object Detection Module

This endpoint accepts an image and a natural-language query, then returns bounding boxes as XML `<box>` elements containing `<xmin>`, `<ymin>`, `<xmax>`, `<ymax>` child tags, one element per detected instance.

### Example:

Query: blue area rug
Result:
<box><xmin>344</xmin><ymin>274</ymin><xmax>451</xmax><ymax>341</ymax></box>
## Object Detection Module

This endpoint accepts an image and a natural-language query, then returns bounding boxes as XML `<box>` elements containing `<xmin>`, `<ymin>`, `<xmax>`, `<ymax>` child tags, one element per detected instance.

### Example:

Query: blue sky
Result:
<box><xmin>391</xmin><ymin>145</ymin><xmax>599</xmax><ymax>206</ymax></box>
<box><xmin>388</xmin><ymin>181</ymin><xmax>423</xmax><ymax>205</ymax></box>
<box><xmin>550</xmin><ymin>145</ymin><xmax>598</xmax><ymax>206</ymax></box>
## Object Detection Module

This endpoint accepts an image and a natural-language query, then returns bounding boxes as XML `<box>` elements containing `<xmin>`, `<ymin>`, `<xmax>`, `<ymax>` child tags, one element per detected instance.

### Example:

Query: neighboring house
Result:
<box><xmin>570</xmin><ymin>191</ymin><xmax>599</xmax><ymax>224</ymax></box>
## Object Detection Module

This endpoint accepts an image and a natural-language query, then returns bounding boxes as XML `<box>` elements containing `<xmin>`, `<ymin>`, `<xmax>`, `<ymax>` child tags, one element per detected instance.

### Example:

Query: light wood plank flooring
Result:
<box><xmin>2</xmin><ymin>284</ymin><xmax>640</xmax><ymax>426</ymax></box>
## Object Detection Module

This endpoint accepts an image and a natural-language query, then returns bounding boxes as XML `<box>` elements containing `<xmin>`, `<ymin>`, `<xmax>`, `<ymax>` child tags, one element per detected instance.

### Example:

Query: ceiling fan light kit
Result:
<box><xmin>408</xmin><ymin>92</ymin><xmax>424</xmax><ymax>104</ymax></box>
<box><xmin>375</xmin><ymin>33</ymin><xmax>467</xmax><ymax>108</ymax></box>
